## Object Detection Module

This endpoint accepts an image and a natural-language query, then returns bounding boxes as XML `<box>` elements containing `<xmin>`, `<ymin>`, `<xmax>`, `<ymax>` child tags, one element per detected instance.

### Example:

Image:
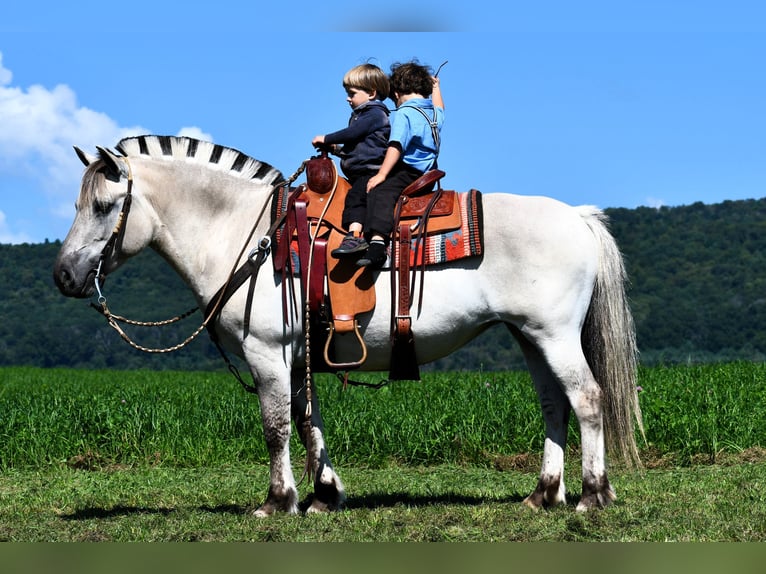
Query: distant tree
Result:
<box><xmin>3</xmin><ymin>197</ymin><xmax>766</xmax><ymax>370</ymax></box>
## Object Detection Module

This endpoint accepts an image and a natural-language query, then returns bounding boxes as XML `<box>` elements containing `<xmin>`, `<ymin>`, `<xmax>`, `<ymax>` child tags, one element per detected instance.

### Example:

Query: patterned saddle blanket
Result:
<box><xmin>270</xmin><ymin>155</ymin><xmax>484</xmax><ymax>376</ymax></box>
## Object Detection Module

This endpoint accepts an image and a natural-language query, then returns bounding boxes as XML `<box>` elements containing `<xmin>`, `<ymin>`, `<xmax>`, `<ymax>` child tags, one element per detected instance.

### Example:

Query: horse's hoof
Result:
<box><xmin>306</xmin><ymin>499</ymin><xmax>332</xmax><ymax>514</ymax></box>
<box><xmin>252</xmin><ymin>488</ymin><xmax>299</xmax><ymax>517</ymax></box>
<box><xmin>305</xmin><ymin>491</ymin><xmax>347</xmax><ymax>514</ymax></box>
<box><xmin>522</xmin><ymin>492</ymin><xmax>544</xmax><ymax>510</ymax></box>
<box><xmin>252</xmin><ymin>503</ymin><xmax>300</xmax><ymax>517</ymax></box>
<box><xmin>252</xmin><ymin>506</ymin><xmax>273</xmax><ymax>518</ymax></box>
<box><xmin>522</xmin><ymin>499</ymin><xmax>542</xmax><ymax>511</ymax></box>
<box><xmin>523</xmin><ymin>476</ymin><xmax>566</xmax><ymax>510</ymax></box>
<box><xmin>576</xmin><ymin>484</ymin><xmax>616</xmax><ymax>512</ymax></box>
<box><xmin>308</xmin><ymin>467</ymin><xmax>346</xmax><ymax>514</ymax></box>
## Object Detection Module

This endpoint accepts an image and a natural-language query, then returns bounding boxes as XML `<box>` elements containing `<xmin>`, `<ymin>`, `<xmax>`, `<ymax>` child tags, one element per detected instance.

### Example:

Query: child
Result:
<box><xmin>358</xmin><ymin>60</ymin><xmax>445</xmax><ymax>269</ymax></box>
<box><xmin>311</xmin><ymin>63</ymin><xmax>391</xmax><ymax>257</ymax></box>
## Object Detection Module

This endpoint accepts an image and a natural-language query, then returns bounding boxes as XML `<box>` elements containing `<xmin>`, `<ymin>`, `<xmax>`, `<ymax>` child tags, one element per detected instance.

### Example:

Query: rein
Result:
<box><xmin>91</xmin><ymin>156</ymin><xmax>308</xmax><ymax>366</ymax></box>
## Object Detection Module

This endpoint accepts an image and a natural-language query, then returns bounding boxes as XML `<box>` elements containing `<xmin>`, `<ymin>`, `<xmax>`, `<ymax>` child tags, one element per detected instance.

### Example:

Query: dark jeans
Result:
<box><xmin>341</xmin><ymin>171</ymin><xmax>375</xmax><ymax>230</ymax></box>
<box><xmin>365</xmin><ymin>163</ymin><xmax>422</xmax><ymax>237</ymax></box>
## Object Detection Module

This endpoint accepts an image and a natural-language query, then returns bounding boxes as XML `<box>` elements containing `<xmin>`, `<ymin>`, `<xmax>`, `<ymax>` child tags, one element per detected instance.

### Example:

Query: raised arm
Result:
<box><xmin>431</xmin><ymin>76</ymin><xmax>444</xmax><ymax>109</ymax></box>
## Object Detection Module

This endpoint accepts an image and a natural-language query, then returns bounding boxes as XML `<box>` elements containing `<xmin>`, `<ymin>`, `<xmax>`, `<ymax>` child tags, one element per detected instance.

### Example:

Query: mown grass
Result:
<box><xmin>2</xmin><ymin>459</ymin><xmax>766</xmax><ymax>542</ymax></box>
<box><xmin>1</xmin><ymin>362</ymin><xmax>766</xmax><ymax>541</ymax></box>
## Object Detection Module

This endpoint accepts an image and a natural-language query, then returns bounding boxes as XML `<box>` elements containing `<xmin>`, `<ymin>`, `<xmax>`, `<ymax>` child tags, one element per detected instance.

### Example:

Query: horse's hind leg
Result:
<box><xmin>539</xmin><ymin>338</ymin><xmax>616</xmax><ymax>512</ymax></box>
<box><xmin>511</xmin><ymin>327</ymin><xmax>568</xmax><ymax>509</ymax></box>
<box><xmin>291</xmin><ymin>371</ymin><xmax>346</xmax><ymax>513</ymax></box>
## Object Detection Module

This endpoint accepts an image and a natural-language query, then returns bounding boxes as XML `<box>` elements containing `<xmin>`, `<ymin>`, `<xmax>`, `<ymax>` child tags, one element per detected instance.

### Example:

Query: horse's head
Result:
<box><xmin>53</xmin><ymin>146</ymin><xmax>151</xmax><ymax>298</ymax></box>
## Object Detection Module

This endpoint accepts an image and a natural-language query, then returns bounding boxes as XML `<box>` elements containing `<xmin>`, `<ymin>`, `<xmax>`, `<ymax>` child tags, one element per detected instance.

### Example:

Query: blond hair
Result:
<box><xmin>343</xmin><ymin>64</ymin><xmax>389</xmax><ymax>101</ymax></box>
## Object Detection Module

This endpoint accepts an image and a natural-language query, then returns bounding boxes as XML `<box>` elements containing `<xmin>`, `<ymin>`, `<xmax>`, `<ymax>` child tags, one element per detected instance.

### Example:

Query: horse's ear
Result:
<box><xmin>74</xmin><ymin>146</ymin><xmax>97</xmax><ymax>167</ymax></box>
<box><xmin>96</xmin><ymin>146</ymin><xmax>129</xmax><ymax>179</ymax></box>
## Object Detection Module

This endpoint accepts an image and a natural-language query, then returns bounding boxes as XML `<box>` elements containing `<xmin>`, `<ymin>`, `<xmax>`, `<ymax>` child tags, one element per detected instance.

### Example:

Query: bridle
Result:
<box><xmin>90</xmin><ymin>155</ymin><xmax>214</xmax><ymax>354</ymax></box>
<box><xmin>93</xmin><ymin>157</ymin><xmax>134</xmax><ymax>305</ymax></box>
<box><xmin>85</xmin><ymin>152</ymin><xmax>342</xmax><ymax>483</ymax></box>
<box><xmin>89</xmin><ymin>154</ymin><xmax>307</xmax><ymax>369</ymax></box>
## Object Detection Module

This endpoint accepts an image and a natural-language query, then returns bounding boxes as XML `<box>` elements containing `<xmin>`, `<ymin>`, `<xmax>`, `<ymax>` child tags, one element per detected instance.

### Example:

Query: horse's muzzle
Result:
<box><xmin>53</xmin><ymin>260</ymin><xmax>97</xmax><ymax>298</ymax></box>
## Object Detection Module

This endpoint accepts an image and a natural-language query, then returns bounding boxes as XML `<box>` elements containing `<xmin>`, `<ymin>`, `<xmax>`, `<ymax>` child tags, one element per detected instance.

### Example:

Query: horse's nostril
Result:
<box><xmin>53</xmin><ymin>264</ymin><xmax>72</xmax><ymax>290</ymax></box>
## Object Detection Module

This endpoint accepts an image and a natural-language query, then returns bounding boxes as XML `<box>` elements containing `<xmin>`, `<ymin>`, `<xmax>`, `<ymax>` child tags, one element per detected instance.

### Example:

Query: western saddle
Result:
<box><xmin>273</xmin><ymin>152</ymin><xmax>464</xmax><ymax>381</ymax></box>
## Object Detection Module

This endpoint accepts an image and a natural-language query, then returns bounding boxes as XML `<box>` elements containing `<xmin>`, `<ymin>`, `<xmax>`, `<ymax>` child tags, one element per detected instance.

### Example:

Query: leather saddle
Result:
<box><xmin>273</xmin><ymin>153</ymin><xmax>461</xmax><ymax>379</ymax></box>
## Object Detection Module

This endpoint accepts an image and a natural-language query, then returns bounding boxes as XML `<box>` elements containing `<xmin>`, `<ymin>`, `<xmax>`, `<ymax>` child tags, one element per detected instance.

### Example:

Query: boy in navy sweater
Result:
<box><xmin>312</xmin><ymin>64</ymin><xmax>390</xmax><ymax>257</ymax></box>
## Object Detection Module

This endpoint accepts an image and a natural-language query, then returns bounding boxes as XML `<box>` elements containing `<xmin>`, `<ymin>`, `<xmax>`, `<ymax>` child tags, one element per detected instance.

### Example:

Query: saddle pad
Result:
<box><xmin>272</xmin><ymin>187</ymin><xmax>483</xmax><ymax>272</ymax></box>
<box><xmin>395</xmin><ymin>189</ymin><xmax>484</xmax><ymax>267</ymax></box>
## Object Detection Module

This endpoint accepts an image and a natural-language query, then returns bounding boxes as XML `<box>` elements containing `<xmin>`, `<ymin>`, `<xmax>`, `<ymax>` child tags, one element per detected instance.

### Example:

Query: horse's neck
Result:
<box><xmin>141</xmin><ymin>162</ymin><xmax>273</xmax><ymax>301</ymax></box>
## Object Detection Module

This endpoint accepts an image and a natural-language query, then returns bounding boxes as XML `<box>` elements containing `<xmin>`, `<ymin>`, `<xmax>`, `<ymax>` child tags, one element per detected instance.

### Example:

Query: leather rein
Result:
<box><xmin>90</xmin><ymin>155</ymin><xmax>307</xmax><ymax>391</ymax></box>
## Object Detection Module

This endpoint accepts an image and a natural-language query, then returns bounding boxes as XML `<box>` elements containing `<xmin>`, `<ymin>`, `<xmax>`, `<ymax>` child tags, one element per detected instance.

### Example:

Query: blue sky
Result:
<box><xmin>1</xmin><ymin>1</ymin><xmax>764</xmax><ymax>244</ymax></box>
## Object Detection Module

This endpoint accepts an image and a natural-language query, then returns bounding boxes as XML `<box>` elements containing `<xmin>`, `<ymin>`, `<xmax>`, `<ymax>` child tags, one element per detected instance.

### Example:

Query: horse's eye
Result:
<box><xmin>93</xmin><ymin>200</ymin><xmax>114</xmax><ymax>216</ymax></box>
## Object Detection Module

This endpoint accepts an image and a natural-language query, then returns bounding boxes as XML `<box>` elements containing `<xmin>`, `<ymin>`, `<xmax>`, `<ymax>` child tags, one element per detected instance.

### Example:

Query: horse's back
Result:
<box><xmin>341</xmin><ymin>193</ymin><xmax>605</xmax><ymax>368</ymax></box>
<box><xmin>481</xmin><ymin>192</ymin><xmax>600</xmax><ymax>253</ymax></box>
<box><xmin>477</xmin><ymin>192</ymin><xmax>601</xmax><ymax>300</ymax></box>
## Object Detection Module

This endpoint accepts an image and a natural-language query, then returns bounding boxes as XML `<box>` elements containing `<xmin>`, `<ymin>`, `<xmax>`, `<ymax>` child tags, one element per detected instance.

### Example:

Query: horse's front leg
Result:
<box><xmin>252</xmin><ymin>370</ymin><xmax>299</xmax><ymax>517</ymax></box>
<box><xmin>291</xmin><ymin>370</ymin><xmax>346</xmax><ymax>513</ymax></box>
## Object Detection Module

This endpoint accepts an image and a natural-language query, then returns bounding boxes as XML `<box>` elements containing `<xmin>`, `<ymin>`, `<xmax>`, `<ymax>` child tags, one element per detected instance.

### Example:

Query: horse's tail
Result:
<box><xmin>579</xmin><ymin>206</ymin><xmax>644</xmax><ymax>469</ymax></box>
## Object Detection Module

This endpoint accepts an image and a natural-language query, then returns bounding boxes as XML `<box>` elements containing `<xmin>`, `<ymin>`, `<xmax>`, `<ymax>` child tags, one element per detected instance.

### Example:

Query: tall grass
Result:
<box><xmin>0</xmin><ymin>363</ymin><xmax>764</xmax><ymax>470</ymax></box>
<box><xmin>0</xmin><ymin>368</ymin><xmax>266</xmax><ymax>469</ymax></box>
<box><xmin>638</xmin><ymin>362</ymin><xmax>766</xmax><ymax>462</ymax></box>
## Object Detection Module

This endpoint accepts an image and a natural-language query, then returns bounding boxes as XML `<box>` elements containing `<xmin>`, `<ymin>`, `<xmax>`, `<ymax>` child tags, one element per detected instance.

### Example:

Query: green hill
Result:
<box><xmin>2</xmin><ymin>197</ymin><xmax>765</xmax><ymax>371</ymax></box>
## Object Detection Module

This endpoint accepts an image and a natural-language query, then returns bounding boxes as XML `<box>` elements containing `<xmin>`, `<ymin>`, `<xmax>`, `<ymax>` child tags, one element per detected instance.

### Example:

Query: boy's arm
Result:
<box><xmin>367</xmin><ymin>145</ymin><xmax>402</xmax><ymax>191</ymax></box>
<box><xmin>431</xmin><ymin>76</ymin><xmax>444</xmax><ymax>109</ymax></box>
<box><xmin>325</xmin><ymin>108</ymin><xmax>387</xmax><ymax>145</ymax></box>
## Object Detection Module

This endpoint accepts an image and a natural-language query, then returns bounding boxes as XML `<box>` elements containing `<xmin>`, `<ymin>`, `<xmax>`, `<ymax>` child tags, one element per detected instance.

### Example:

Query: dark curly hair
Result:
<box><xmin>388</xmin><ymin>60</ymin><xmax>434</xmax><ymax>100</ymax></box>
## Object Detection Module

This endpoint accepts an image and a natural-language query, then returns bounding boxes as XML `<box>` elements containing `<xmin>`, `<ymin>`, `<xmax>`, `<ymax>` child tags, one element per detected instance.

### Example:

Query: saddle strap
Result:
<box><xmin>396</xmin><ymin>224</ymin><xmax>412</xmax><ymax>336</ymax></box>
<box><xmin>294</xmin><ymin>200</ymin><xmax>311</xmax><ymax>290</ymax></box>
<box><xmin>276</xmin><ymin>197</ymin><xmax>311</xmax><ymax>324</ymax></box>
<box><xmin>309</xmin><ymin>238</ymin><xmax>327</xmax><ymax>313</ymax></box>
<box><xmin>389</xmin><ymin>223</ymin><xmax>420</xmax><ymax>381</ymax></box>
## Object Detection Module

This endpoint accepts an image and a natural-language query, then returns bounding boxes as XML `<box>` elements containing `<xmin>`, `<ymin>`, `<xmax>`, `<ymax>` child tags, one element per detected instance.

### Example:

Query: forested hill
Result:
<box><xmin>2</xmin><ymin>197</ymin><xmax>765</xmax><ymax>371</ymax></box>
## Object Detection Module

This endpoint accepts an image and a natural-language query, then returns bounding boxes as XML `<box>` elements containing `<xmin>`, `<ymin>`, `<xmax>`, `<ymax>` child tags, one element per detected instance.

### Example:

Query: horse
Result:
<box><xmin>53</xmin><ymin>135</ymin><xmax>643</xmax><ymax>515</ymax></box>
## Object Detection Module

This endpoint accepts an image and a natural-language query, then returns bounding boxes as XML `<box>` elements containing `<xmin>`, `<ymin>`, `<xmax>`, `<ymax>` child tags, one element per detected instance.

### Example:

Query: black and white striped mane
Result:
<box><xmin>115</xmin><ymin>135</ymin><xmax>284</xmax><ymax>186</ymax></box>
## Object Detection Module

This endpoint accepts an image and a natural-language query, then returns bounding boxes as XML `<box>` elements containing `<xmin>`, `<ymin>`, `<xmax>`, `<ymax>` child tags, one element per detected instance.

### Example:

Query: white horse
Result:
<box><xmin>54</xmin><ymin>135</ymin><xmax>643</xmax><ymax>515</ymax></box>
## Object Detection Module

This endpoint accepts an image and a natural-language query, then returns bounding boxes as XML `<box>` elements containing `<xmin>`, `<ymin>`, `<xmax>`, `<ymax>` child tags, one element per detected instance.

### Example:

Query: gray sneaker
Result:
<box><xmin>331</xmin><ymin>235</ymin><xmax>368</xmax><ymax>257</ymax></box>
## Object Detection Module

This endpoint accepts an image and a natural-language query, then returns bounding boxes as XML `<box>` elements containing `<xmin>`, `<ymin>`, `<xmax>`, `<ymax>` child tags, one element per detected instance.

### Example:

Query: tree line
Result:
<box><xmin>2</xmin><ymin>196</ymin><xmax>764</xmax><ymax>371</ymax></box>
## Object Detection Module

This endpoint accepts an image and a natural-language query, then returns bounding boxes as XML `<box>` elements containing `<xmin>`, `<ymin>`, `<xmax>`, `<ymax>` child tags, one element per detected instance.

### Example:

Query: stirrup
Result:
<box><xmin>323</xmin><ymin>321</ymin><xmax>368</xmax><ymax>369</ymax></box>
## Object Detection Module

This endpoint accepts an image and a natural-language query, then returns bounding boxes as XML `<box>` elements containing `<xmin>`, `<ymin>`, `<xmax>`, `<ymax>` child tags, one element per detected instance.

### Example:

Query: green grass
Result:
<box><xmin>1</xmin><ymin>362</ymin><xmax>766</xmax><ymax>541</ymax></box>
<box><xmin>3</xmin><ymin>363</ymin><xmax>766</xmax><ymax>469</ymax></box>
<box><xmin>638</xmin><ymin>362</ymin><xmax>766</xmax><ymax>462</ymax></box>
<box><xmin>2</xmin><ymin>460</ymin><xmax>766</xmax><ymax>541</ymax></box>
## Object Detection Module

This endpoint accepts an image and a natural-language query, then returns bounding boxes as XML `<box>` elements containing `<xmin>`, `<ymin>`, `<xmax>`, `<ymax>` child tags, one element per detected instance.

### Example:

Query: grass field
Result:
<box><xmin>1</xmin><ymin>362</ymin><xmax>765</xmax><ymax>542</ymax></box>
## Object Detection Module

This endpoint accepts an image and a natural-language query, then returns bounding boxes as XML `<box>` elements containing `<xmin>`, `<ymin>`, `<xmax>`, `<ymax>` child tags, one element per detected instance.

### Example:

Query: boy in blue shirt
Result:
<box><xmin>359</xmin><ymin>60</ymin><xmax>445</xmax><ymax>269</ymax></box>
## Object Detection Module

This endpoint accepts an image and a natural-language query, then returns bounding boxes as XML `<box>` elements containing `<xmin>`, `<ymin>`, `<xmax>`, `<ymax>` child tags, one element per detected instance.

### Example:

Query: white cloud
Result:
<box><xmin>176</xmin><ymin>126</ymin><xmax>213</xmax><ymax>142</ymax></box>
<box><xmin>0</xmin><ymin>56</ymin><xmax>11</xmax><ymax>85</ymax></box>
<box><xmin>0</xmin><ymin>51</ymin><xmax>145</xmax><ymax>195</ymax></box>
<box><xmin>0</xmin><ymin>52</ymin><xmax>212</xmax><ymax>243</ymax></box>
<box><xmin>645</xmin><ymin>196</ymin><xmax>666</xmax><ymax>209</ymax></box>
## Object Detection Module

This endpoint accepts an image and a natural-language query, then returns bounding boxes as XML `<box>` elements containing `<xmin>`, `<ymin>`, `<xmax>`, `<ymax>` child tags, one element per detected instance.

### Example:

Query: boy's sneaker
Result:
<box><xmin>356</xmin><ymin>241</ymin><xmax>387</xmax><ymax>269</ymax></box>
<box><xmin>331</xmin><ymin>234</ymin><xmax>368</xmax><ymax>257</ymax></box>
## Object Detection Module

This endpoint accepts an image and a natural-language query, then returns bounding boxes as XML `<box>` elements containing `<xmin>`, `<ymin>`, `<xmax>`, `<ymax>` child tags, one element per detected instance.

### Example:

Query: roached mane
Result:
<box><xmin>115</xmin><ymin>135</ymin><xmax>284</xmax><ymax>186</ymax></box>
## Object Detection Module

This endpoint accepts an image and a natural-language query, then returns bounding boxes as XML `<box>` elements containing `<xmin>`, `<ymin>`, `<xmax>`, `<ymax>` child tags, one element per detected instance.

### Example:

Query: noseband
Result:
<box><xmin>93</xmin><ymin>157</ymin><xmax>133</xmax><ymax>303</ymax></box>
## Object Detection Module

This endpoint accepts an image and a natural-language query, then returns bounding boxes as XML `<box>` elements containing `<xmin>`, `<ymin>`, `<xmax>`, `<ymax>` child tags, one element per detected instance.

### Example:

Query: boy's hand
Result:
<box><xmin>367</xmin><ymin>173</ymin><xmax>385</xmax><ymax>191</ymax></box>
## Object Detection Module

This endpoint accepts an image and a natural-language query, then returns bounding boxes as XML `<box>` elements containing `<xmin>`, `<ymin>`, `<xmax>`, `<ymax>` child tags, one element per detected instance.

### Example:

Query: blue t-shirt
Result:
<box><xmin>389</xmin><ymin>98</ymin><xmax>445</xmax><ymax>173</ymax></box>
